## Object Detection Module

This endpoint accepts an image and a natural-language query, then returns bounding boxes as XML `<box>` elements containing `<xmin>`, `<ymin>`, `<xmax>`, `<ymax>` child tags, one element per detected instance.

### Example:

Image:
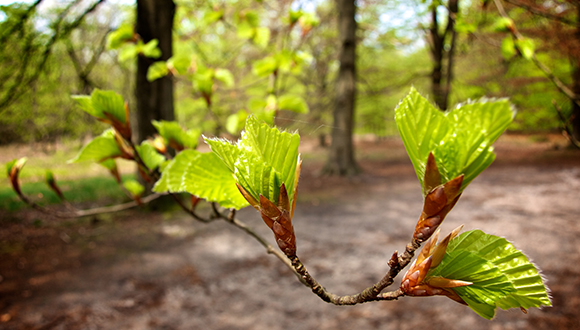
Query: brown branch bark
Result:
<box><xmin>504</xmin><ymin>0</ymin><xmax>575</xmax><ymax>26</ymax></box>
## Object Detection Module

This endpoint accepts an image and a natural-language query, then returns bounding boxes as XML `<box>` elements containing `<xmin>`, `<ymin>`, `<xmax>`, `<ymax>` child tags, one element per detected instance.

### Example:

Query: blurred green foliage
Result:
<box><xmin>0</xmin><ymin>0</ymin><xmax>575</xmax><ymax>146</ymax></box>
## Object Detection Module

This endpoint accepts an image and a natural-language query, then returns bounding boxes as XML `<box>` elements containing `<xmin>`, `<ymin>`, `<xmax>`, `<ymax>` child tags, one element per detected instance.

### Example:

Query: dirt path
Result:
<box><xmin>1</xmin><ymin>136</ymin><xmax>579</xmax><ymax>329</ymax></box>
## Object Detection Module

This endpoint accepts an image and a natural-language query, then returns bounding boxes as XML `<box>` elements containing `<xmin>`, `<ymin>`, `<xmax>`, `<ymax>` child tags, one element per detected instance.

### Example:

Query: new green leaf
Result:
<box><xmin>153</xmin><ymin>149</ymin><xmax>249</xmax><ymax>209</ymax></box>
<box><xmin>72</xmin><ymin>89</ymin><xmax>127</xmax><ymax>125</ymax></box>
<box><xmin>147</xmin><ymin>61</ymin><xmax>169</xmax><ymax>82</ymax></box>
<box><xmin>205</xmin><ymin>116</ymin><xmax>301</xmax><ymax>206</ymax></box>
<box><xmin>68</xmin><ymin>129</ymin><xmax>122</xmax><ymax>163</ymax></box>
<box><xmin>136</xmin><ymin>142</ymin><xmax>166</xmax><ymax>170</ymax></box>
<box><xmin>427</xmin><ymin>230</ymin><xmax>551</xmax><ymax>319</ymax></box>
<box><xmin>152</xmin><ymin>120</ymin><xmax>200</xmax><ymax>150</ymax></box>
<box><xmin>395</xmin><ymin>88</ymin><xmax>514</xmax><ymax>195</ymax></box>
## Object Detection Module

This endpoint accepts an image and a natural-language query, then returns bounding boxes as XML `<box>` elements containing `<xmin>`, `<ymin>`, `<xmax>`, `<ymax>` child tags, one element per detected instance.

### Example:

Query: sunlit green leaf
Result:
<box><xmin>515</xmin><ymin>38</ymin><xmax>535</xmax><ymax>60</ymax></box>
<box><xmin>72</xmin><ymin>89</ymin><xmax>126</xmax><ymax>125</ymax></box>
<box><xmin>427</xmin><ymin>230</ymin><xmax>551</xmax><ymax>319</ymax></box>
<box><xmin>123</xmin><ymin>179</ymin><xmax>144</xmax><ymax>197</ymax></box>
<box><xmin>153</xmin><ymin>150</ymin><xmax>249</xmax><ymax>209</ymax></box>
<box><xmin>493</xmin><ymin>17</ymin><xmax>514</xmax><ymax>32</ymax></box>
<box><xmin>501</xmin><ymin>37</ymin><xmax>516</xmax><ymax>60</ymax></box>
<box><xmin>206</xmin><ymin>116</ymin><xmax>300</xmax><ymax>206</ymax></box>
<box><xmin>395</xmin><ymin>88</ymin><xmax>514</xmax><ymax>195</ymax></box>
<box><xmin>68</xmin><ymin>129</ymin><xmax>122</xmax><ymax>163</ymax></box>
<box><xmin>152</xmin><ymin>120</ymin><xmax>200</xmax><ymax>150</ymax></box>
<box><xmin>136</xmin><ymin>142</ymin><xmax>166</xmax><ymax>170</ymax></box>
<box><xmin>107</xmin><ymin>24</ymin><xmax>134</xmax><ymax>49</ymax></box>
<box><xmin>168</xmin><ymin>55</ymin><xmax>191</xmax><ymax>75</ymax></box>
<box><xmin>141</xmin><ymin>39</ymin><xmax>162</xmax><ymax>58</ymax></box>
<box><xmin>252</xmin><ymin>56</ymin><xmax>277</xmax><ymax>77</ymax></box>
<box><xmin>118</xmin><ymin>44</ymin><xmax>138</xmax><ymax>62</ymax></box>
<box><xmin>147</xmin><ymin>61</ymin><xmax>169</xmax><ymax>82</ymax></box>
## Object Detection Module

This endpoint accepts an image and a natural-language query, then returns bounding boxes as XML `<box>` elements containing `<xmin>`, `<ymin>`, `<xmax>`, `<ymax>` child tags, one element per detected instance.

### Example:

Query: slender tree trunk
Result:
<box><xmin>135</xmin><ymin>0</ymin><xmax>175</xmax><ymax>143</ymax></box>
<box><xmin>322</xmin><ymin>0</ymin><xmax>360</xmax><ymax>176</ymax></box>
<box><xmin>429</xmin><ymin>0</ymin><xmax>459</xmax><ymax>111</ymax></box>
<box><xmin>572</xmin><ymin>3</ymin><xmax>580</xmax><ymax>141</ymax></box>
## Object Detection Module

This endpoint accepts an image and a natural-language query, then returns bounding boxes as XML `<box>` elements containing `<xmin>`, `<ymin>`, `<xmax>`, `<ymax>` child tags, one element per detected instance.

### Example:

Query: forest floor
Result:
<box><xmin>1</xmin><ymin>134</ymin><xmax>579</xmax><ymax>330</ymax></box>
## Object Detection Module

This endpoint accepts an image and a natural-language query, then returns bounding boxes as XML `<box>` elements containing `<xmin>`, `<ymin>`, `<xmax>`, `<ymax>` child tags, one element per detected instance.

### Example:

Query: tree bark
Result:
<box><xmin>322</xmin><ymin>0</ymin><xmax>360</xmax><ymax>176</ymax></box>
<box><xmin>135</xmin><ymin>0</ymin><xmax>175</xmax><ymax>143</ymax></box>
<box><xmin>429</xmin><ymin>0</ymin><xmax>459</xmax><ymax>111</ymax></box>
<box><xmin>572</xmin><ymin>3</ymin><xmax>580</xmax><ymax>141</ymax></box>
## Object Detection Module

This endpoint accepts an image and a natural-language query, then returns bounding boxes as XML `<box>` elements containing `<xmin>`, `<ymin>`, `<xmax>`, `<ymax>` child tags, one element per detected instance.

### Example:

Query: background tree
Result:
<box><xmin>135</xmin><ymin>0</ymin><xmax>176</xmax><ymax>143</ymax></box>
<box><xmin>323</xmin><ymin>0</ymin><xmax>359</xmax><ymax>175</ymax></box>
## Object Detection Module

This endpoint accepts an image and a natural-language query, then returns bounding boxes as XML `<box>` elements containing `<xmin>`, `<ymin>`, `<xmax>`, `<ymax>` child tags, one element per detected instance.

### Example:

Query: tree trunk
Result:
<box><xmin>322</xmin><ymin>0</ymin><xmax>360</xmax><ymax>176</ymax></box>
<box><xmin>135</xmin><ymin>0</ymin><xmax>175</xmax><ymax>143</ymax></box>
<box><xmin>572</xmin><ymin>3</ymin><xmax>580</xmax><ymax>141</ymax></box>
<box><xmin>429</xmin><ymin>0</ymin><xmax>458</xmax><ymax>111</ymax></box>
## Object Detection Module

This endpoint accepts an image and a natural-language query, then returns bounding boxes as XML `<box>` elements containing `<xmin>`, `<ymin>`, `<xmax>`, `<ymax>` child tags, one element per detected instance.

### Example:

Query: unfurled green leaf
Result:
<box><xmin>107</xmin><ymin>24</ymin><xmax>134</xmax><ymax>49</ymax></box>
<box><xmin>153</xmin><ymin>150</ymin><xmax>249</xmax><ymax>209</ymax></box>
<box><xmin>168</xmin><ymin>55</ymin><xmax>191</xmax><ymax>75</ymax></box>
<box><xmin>152</xmin><ymin>120</ymin><xmax>200</xmax><ymax>150</ymax></box>
<box><xmin>214</xmin><ymin>68</ymin><xmax>235</xmax><ymax>87</ymax></box>
<box><xmin>147</xmin><ymin>61</ymin><xmax>169</xmax><ymax>82</ymax></box>
<box><xmin>395</xmin><ymin>88</ymin><xmax>514</xmax><ymax>195</ymax></box>
<box><xmin>501</xmin><ymin>37</ymin><xmax>516</xmax><ymax>60</ymax></box>
<box><xmin>118</xmin><ymin>44</ymin><xmax>138</xmax><ymax>62</ymax></box>
<box><xmin>72</xmin><ymin>89</ymin><xmax>126</xmax><ymax>125</ymax></box>
<box><xmin>141</xmin><ymin>39</ymin><xmax>162</xmax><ymax>58</ymax></box>
<box><xmin>278</xmin><ymin>94</ymin><xmax>309</xmax><ymax>114</ymax></box>
<box><xmin>427</xmin><ymin>230</ymin><xmax>551</xmax><ymax>319</ymax></box>
<box><xmin>68</xmin><ymin>129</ymin><xmax>122</xmax><ymax>163</ymax></box>
<box><xmin>206</xmin><ymin>116</ymin><xmax>301</xmax><ymax>206</ymax></box>
<box><xmin>252</xmin><ymin>56</ymin><xmax>277</xmax><ymax>77</ymax></box>
<box><xmin>515</xmin><ymin>38</ymin><xmax>535</xmax><ymax>60</ymax></box>
<box><xmin>136</xmin><ymin>142</ymin><xmax>166</xmax><ymax>170</ymax></box>
<box><xmin>193</xmin><ymin>69</ymin><xmax>214</xmax><ymax>95</ymax></box>
<box><xmin>123</xmin><ymin>179</ymin><xmax>145</xmax><ymax>197</ymax></box>
<box><xmin>288</xmin><ymin>10</ymin><xmax>303</xmax><ymax>24</ymax></box>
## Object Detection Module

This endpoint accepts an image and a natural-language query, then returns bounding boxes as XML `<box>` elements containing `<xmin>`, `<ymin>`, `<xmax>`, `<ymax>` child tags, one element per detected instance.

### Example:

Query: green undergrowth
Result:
<box><xmin>0</xmin><ymin>174</ymin><xmax>135</xmax><ymax>211</ymax></box>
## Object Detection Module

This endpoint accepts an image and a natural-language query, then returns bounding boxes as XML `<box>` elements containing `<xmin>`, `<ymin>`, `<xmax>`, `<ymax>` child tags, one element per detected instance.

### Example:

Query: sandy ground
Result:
<box><xmin>1</xmin><ymin>136</ymin><xmax>579</xmax><ymax>330</ymax></box>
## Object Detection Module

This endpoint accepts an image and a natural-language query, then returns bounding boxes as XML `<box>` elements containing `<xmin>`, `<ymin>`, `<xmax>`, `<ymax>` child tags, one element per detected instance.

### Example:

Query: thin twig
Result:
<box><xmin>552</xmin><ymin>100</ymin><xmax>580</xmax><ymax>149</ymax></box>
<box><xmin>493</xmin><ymin>0</ymin><xmax>580</xmax><ymax>109</ymax></box>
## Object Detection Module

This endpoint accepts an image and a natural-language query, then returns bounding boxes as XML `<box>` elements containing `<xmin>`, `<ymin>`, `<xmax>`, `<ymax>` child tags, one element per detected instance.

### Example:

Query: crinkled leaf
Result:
<box><xmin>5</xmin><ymin>159</ymin><xmax>17</xmax><ymax>177</ymax></box>
<box><xmin>152</xmin><ymin>120</ymin><xmax>200</xmax><ymax>150</ymax></box>
<box><xmin>123</xmin><ymin>179</ymin><xmax>144</xmax><ymax>197</ymax></box>
<box><xmin>147</xmin><ymin>61</ymin><xmax>169</xmax><ymax>82</ymax></box>
<box><xmin>136</xmin><ymin>142</ymin><xmax>166</xmax><ymax>170</ymax></box>
<box><xmin>278</xmin><ymin>94</ymin><xmax>309</xmax><ymax>114</ymax></box>
<box><xmin>99</xmin><ymin>158</ymin><xmax>117</xmax><ymax>170</ymax></box>
<box><xmin>395</xmin><ymin>88</ymin><xmax>514</xmax><ymax>196</ymax></box>
<box><xmin>427</xmin><ymin>230</ymin><xmax>551</xmax><ymax>319</ymax></box>
<box><xmin>206</xmin><ymin>116</ymin><xmax>300</xmax><ymax>206</ymax></box>
<box><xmin>153</xmin><ymin>150</ymin><xmax>249</xmax><ymax>209</ymax></box>
<box><xmin>68</xmin><ymin>129</ymin><xmax>122</xmax><ymax>163</ymax></box>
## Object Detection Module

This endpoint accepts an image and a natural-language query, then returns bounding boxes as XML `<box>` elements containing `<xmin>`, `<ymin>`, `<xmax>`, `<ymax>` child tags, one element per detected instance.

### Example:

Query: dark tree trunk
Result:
<box><xmin>135</xmin><ymin>0</ymin><xmax>175</xmax><ymax>143</ymax></box>
<box><xmin>322</xmin><ymin>0</ymin><xmax>360</xmax><ymax>176</ymax></box>
<box><xmin>572</xmin><ymin>3</ymin><xmax>580</xmax><ymax>141</ymax></box>
<box><xmin>429</xmin><ymin>0</ymin><xmax>458</xmax><ymax>111</ymax></box>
